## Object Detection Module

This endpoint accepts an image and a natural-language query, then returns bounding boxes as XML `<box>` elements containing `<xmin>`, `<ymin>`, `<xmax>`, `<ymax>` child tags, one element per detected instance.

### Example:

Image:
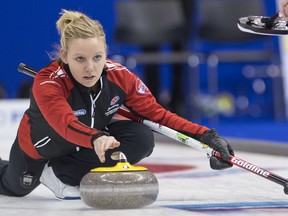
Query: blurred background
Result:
<box><xmin>1</xmin><ymin>0</ymin><xmax>288</xmax><ymax>148</ymax></box>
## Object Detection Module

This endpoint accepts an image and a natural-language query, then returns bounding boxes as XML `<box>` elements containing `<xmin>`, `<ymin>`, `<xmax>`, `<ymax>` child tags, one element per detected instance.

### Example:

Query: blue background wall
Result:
<box><xmin>0</xmin><ymin>0</ymin><xmax>278</xmax><ymax>96</ymax></box>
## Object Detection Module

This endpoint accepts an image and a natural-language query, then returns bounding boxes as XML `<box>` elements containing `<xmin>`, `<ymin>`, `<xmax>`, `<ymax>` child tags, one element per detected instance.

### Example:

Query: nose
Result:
<box><xmin>85</xmin><ymin>60</ymin><xmax>94</xmax><ymax>72</ymax></box>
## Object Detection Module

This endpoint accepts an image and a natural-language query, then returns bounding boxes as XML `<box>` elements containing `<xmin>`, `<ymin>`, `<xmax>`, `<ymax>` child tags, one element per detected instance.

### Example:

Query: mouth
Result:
<box><xmin>83</xmin><ymin>75</ymin><xmax>95</xmax><ymax>80</ymax></box>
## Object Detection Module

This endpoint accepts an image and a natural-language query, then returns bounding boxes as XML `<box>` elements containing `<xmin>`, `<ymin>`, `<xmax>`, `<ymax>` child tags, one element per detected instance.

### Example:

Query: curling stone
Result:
<box><xmin>80</xmin><ymin>152</ymin><xmax>159</xmax><ymax>209</ymax></box>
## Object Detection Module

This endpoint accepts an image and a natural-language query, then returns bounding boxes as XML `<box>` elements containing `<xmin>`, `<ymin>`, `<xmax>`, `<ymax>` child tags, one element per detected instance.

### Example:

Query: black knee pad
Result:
<box><xmin>136</xmin><ymin>125</ymin><xmax>155</xmax><ymax>156</ymax></box>
<box><xmin>107</xmin><ymin>120</ymin><xmax>155</xmax><ymax>164</ymax></box>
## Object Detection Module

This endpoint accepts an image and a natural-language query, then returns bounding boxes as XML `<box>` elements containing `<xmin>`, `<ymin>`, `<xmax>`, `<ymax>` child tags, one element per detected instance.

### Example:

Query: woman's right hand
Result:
<box><xmin>93</xmin><ymin>135</ymin><xmax>120</xmax><ymax>163</ymax></box>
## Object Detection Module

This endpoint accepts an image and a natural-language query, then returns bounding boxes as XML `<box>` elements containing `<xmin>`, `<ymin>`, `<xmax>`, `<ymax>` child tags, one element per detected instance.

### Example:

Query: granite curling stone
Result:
<box><xmin>80</xmin><ymin>153</ymin><xmax>159</xmax><ymax>209</ymax></box>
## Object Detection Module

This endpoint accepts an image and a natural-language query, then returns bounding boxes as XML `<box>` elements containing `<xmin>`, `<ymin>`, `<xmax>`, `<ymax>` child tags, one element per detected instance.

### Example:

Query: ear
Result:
<box><xmin>60</xmin><ymin>48</ymin><xmax>68</xmax><ymax>64</ymax></box>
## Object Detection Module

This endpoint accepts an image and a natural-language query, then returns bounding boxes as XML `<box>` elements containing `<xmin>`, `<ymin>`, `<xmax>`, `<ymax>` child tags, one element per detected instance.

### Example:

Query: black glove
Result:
<box><xmin>198</xmin><ymin>129</ymin><xmax>234</xmax><ymax>170</ymax></box>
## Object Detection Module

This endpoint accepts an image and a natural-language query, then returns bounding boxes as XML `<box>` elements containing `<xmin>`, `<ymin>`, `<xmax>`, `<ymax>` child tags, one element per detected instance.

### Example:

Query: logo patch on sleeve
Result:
<box><xmin>74</xmin><ymin>109</ymin><xmax>87</xmax><ymax>116</ymax></box>
<box><xmin>135</xmin><ymin>78</ymin><xmax>150</xmax><ymax>94</ymax></box>
<box><xmin>110</xmin><ymin>96</ymin><xmax>120</xmax><ymax>105</ymax></box>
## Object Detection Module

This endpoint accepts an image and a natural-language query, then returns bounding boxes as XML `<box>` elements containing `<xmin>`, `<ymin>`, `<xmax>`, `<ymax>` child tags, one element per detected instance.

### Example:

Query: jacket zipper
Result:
<box><xmin>90</xmin><ymin>77</ymin><xmax>103</xmax><ymax>128</ymax></box>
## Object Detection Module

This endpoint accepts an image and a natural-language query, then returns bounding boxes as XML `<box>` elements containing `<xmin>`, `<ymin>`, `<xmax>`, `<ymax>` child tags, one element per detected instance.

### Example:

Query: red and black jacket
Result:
<box><xmin>18</xmin><ymin>59</ymin><xmax>208</xmax><ymax>159</ymax></box>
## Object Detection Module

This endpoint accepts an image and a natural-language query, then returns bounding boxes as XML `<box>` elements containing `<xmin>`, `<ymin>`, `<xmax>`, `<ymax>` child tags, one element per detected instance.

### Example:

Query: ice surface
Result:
<box><xmin>0</xmin><ymin>137</ymin><xmax>288</xmax><ymax>216</ymax></box>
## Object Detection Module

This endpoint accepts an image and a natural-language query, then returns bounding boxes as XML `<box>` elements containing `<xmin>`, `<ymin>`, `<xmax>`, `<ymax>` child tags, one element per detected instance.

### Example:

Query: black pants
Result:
<box><xmin>0</xmin><ymin>120</ymin><xmax>154</xmax><ymax>196</ymax></box>
<box><xmin>0</xmin><ymin>138</ymin><xmax>47</xmax><ymax>196</ymax></box>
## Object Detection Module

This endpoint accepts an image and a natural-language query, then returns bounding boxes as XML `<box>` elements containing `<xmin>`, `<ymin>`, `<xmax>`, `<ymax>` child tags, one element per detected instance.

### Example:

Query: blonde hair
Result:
<box><xmin>56</xmin><ymin>9</ymin><xmax>107</xmax><ymax>55</ymax></box>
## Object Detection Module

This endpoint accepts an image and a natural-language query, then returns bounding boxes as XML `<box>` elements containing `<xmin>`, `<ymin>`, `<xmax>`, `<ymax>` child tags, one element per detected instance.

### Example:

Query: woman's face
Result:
<box><xmin>61</xmin><ymin>37</ymin><xmax>106</xmax><ymax>89</ymax></box>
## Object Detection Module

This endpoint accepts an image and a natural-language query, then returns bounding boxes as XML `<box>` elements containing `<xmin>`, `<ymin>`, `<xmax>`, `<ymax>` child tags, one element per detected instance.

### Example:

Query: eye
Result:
<box><xmin>94</xmin><ymin>55</ymin><xmax>102</xmax><ymax>61</ymax></box>
<box><xmin>75</xmin><ymin>56</ymin><xmax>85</xmax><ymax>62</ymax></box>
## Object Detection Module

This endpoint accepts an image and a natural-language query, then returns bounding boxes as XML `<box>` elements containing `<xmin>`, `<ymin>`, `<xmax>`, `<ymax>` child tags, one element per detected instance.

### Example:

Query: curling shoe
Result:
<box><xmin>40</xmin><ymin>163</ymin><xmax>80</xmax><ymax>200</ymax></box>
